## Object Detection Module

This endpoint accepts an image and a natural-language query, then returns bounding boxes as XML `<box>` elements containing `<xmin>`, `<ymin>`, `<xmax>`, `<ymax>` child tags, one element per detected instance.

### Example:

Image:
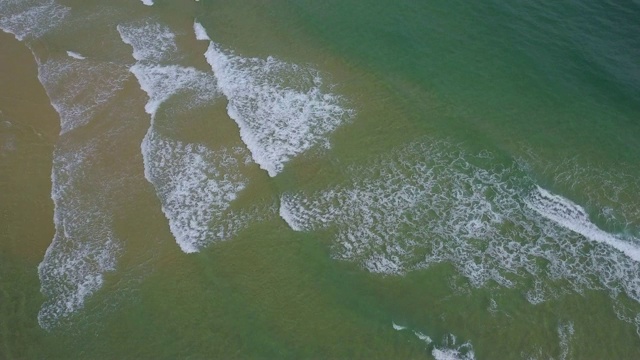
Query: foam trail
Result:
<box><xmin>527</xmin><ymin>185</ymin><xmax>640</xmax><ymax>262</ymax></box>
<box><xmin>196</xmin><ymin>22</ymin><xmax>354</xmax><ymax>177</ymax></box>
<box><xmin>524</xmin><ymin>154</ymin><xmax>640</xmax><ymax>234</ymax></box>
<box><xmin>280</xmin><ymin>140</ymin><xmax>640</xmax><ymax>310</ymax></box>
<box><xmin>120</xmin><ymin>20</ymin><xmax>261</xmax><ymax>252</ymax></box>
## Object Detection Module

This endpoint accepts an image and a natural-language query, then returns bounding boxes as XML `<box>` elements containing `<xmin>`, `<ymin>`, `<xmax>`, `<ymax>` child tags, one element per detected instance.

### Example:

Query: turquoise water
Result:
<box><xmin>1</xmin><ymin>0</ymin><xmax>639</xmax><ymax>358</ymax></box>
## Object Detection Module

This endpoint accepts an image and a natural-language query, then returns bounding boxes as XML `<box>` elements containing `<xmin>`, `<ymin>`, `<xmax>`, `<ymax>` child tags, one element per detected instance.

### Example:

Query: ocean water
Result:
<box><xmin>1</xmin><ymin>0</ymin><xmax>639</xmax><ymax>358</ymax></box>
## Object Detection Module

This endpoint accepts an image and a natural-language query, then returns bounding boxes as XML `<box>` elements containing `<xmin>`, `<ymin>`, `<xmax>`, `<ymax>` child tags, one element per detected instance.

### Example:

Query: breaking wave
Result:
<box><xmin>280</xmin><ymin>139</ymin><xmax>640</xmax><ymax>309</ymax></box>
<box><xmin>120</xmin><ymin>20</ymin><xmax>269</xmax><ymax>253</ymax></box>
<box><xmin>196</xmin><ymin>21</ymin><xmax>354</xmax><ymax>177</ymax></box>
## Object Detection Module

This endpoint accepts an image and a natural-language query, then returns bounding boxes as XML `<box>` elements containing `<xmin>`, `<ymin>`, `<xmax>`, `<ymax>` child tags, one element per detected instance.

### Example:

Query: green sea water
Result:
<box><xmin>1</xmin><ymin>0</ymin><xmax>640</xmax><ymax>358</ymax></box>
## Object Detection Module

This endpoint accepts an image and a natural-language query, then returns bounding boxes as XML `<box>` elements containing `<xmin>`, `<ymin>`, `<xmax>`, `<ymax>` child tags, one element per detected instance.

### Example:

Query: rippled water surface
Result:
<box><xmin>1</xmin><ymin>0</ymin><xmax>639</xmax><ymax>358</ymax></box>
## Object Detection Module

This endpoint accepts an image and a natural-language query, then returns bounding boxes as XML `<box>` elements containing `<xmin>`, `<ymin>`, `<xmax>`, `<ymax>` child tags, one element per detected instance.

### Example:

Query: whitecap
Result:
<box><xmin>66</xmin><ymin>51</ymin><xmax>85</xmax><ymax>60</ymax></box>
<box><xmin>280</xmin><ymin>139</ymin><xmax>640</xmax><ymax>310</ymax></box>
<box><xmin>142</xmin><ymin>132</ymin><xmax>254</xmax><ymax>253</ymax></box>
<box><xmin>117</xmin><ymin>21</ymin><xmax>178</xmax><ymax>63</ymax></box>
<box><xmin>197</xmin><ymin>22</ymin><xmax>354</xmax><ymax>177</ymax></box>
<box><xmin>122</xmin><ymin>20</ymin><xmax>267</xmax><ymax>252</ymax></box>
<box><xmin>392</xmin><ymin>321</ymin><xmax>407</xmax><ymax>331</ymax></box>
<box><xmin>414</xmin><ymin>331</ymin><xmax>433</xmax><ymax>345</ymax></box>
<box><xmin>432</xmin><ymin>334</ymin><xmax>475</xmax><ymax>360</ymax></box>
<box><xmin>526</xmin><ymin>185</ymin><xmax>640</xmax><ymax>262</ymax></box>
<box><xmin>130</xmin><ymin>63</ymin><xmax>218</xmax><ymax>118</ymax></box>
<box><xmin>193</xmin><ymin>21</ymin><xmax>210</xmax><ymax>41</ymax></box>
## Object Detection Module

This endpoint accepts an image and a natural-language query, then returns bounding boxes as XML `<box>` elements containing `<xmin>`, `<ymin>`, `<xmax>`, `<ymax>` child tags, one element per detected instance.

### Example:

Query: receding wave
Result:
<box><xmin>280</xmin><ymin>140</ymin><xmax>640</xmax><ymax>309</ymax></box>
<box><xmin>196</xmin><ymin>22</ymin><xmax>354</xmax><ymax>177</ymax></box>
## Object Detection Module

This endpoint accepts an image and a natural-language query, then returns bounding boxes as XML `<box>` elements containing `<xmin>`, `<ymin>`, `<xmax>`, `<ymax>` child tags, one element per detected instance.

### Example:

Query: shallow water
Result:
<box><xmin>1</xmin><ymin>0</ymin><xmax>639</xmax><ymax>358</ymax></box>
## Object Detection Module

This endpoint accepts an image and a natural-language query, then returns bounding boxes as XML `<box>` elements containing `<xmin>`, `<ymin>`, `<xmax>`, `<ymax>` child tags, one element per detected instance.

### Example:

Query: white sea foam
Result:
<box><xmin>389</xmin><ymin>322</ymin><xmax>471</xmax><ymax>358</ymax></box>
<box><xmin>197</xmin><ymin>23</ymin><xmax>354</xmax><ymax>176</ymax></box>
<box><xmin>392</xmin><ymin>321</ymin><xmax>407</xmax><ymax>331</ymax></box>
<box><xmin>117</xmin><ymin>21</ymin><xmax>178</xmax><ymax>62</ymax></box>
<box><xmin>414</xmin><ymin>331</ymin><xmax>433</xmax><ymax>345</ymax></box>
<box><xmin>16</xmin><ymin>2</ymin><xmax>143</xmax><ymax>329</ymax></box>
<box><xmin>140</xmin><ymin>0</ymin><xmax>153</xmax><ymax>6</ymax></box>
<box><xmin>193</xmin><ymin>21</ymin><xmax>210</xmax><ymax>41</ymax></box>
<box><xmin>35</xmin><ymin>54</ymin><xmax>129</xmax><ymax>328</ymax></box>
<box><xmin>0</xmin><ymin>136</ymin><xmax>16</xmax><ymax>156</ymax></box>
<box><xmin>526</xmin><ymin>186</ymin><xmax>640</xmax><ymax>262</ymax></box>
<box><xmin>131</xmin><ymin>63</ymin><xmax>218</xmax><ymax>118</ymax></box>
<box><xmin>121</xmin><ymin>20</ymin><xmax>264</xmax><ymax>252</ymax></box>
<box><xmin>142</xmin><ymin>132</ymin><xmax>254</xmax><ymax>253</ymax></box>
<box><xmin>557</xmin><ymin>321</ymin><xmax>574</xmax><ymax>360</ymax></box>
<box><xmin>432</xmin><ymin>346</ymin><xmax>475</xmax><ymax>360</ymax></box>
<box><xmin>0</xmin><ymin>0</ymin><xmax>69</xmax><ymax>41</ymax></box>
<box><xmin>280</xmin><ymin>139</ymin><xmax>640</xmax><ymax>309</ymax></box>
<box><xmin>66</xmin><ymin>51</ymin><xmax>85</xmax><ymax>60</ymax></box>
<box><xmin>431</xmin><ymin>334</ymin><xmax>475</xmax><ymax>360</ymax></box>
<box><xmin>38</xmin><ymin>142</ymin><xmax>120</xmax><ymax>330</ymax></box>
<box><xmin>2</xmin><ymin>1</ymin><xmax>178</xmax><ymax>331</ymax></box>
<box><xmin>36</xmin><ymin>56</ymin><xmax>130</xmax><ymax>134</ymax></box>
<box><xmin>118</xmin><ymin>22</ymin><xmax>211</xmax><ymax>116</ymax></box>
<box><xmin>520</xmin><ymin>320</ymin><xmax>576</xmax><ymax>360</ymax></box>
<box><xmin>522</xmin><ymin>152</ymin><xmax>640</xmax><ymax>238</ymax></box>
